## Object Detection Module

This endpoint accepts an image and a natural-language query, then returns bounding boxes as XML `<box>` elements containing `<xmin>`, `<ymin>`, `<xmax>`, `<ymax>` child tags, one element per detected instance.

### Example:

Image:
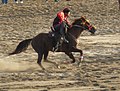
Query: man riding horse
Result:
<box><xmin>9</xmin><ymin>16</ymin><xmax>97</xmax><ymax>70</ymax></box>
<box><xmin>52</xmin><ymin>8</ymin><xmax>71</xmax><ymax>52</ymax></box>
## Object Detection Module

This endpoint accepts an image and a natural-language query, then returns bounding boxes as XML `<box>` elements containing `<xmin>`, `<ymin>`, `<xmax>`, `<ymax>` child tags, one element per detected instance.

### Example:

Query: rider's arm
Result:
<box><xmin>57</xmin><ymin>12</ymin><xmax>64</xmax><ymax>23</ymax></box>
<box><xmin>66</xmin><ymin>19</ymin><xmax>71</xmax><ymax>26</ymax></box>
<box><xmin>65</xmin><ymin>18</ymin><xmax>71</xmax><ymax>28</ymax></box>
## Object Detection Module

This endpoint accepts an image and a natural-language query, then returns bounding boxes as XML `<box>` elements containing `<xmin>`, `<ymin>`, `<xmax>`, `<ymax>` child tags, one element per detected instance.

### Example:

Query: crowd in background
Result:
<box><xmin>2</xmin><ymin>0</ymin><xmax>23</xmax><ymax>4</ymax></box>
<box><xmin>1</xmin><ymin>0</ymin><xmax>120</xmax><ymax>10</ymax></box>
<box><xmin>1</xmin><ymin>0</ymin><xmax>71</xmax><ymax>4</ymax></box>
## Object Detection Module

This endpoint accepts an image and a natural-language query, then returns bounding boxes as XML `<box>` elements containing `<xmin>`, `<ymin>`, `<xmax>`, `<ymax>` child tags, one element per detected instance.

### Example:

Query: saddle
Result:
<box><xmin>48</xmin><ymin>31</ymin><xmax>55</xmax><ymax>38</ymax></box>
<box><xmin>48</xmin><ymin>26</ymin><xmax>56</xmax><ymax>38</ymax></box>
<box><xmin>48</xmin><ymin>26</ymin><xmax>69</xmax><ymax>51</ymax></box>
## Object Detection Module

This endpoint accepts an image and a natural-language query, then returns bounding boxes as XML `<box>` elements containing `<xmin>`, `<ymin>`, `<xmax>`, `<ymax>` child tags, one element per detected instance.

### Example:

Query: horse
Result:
<box><xmin>9</xmin><ymin>16</ymin><xmax>96</xmax><ymax>70</ymax></box>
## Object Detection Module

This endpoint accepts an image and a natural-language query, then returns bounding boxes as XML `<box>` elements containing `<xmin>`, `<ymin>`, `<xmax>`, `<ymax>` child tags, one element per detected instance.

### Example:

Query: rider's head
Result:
<box><xmin>63</xmin><ymin>8</ymin><xmax>70</xmax><ymax>16</ymax></box>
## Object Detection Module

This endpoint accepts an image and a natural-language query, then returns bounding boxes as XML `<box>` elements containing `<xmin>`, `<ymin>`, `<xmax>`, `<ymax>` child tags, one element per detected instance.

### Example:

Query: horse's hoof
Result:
<box><xmin>79</xmin><ymin>56</ymin><xmax>84</xmax><ymax>62</ymax></box>
<box><xmin>42</xmin><ymin>68</ymin><xmax>46</xmax><ymax>71</ymax></box>
<box><xmin>71</xmin><ymin>61</ymin><xmax>78</xmax><ymax>67</ymax></box>
<box><xmin>63</xmin><ymin>61</ymin><xmax>71</xmax><ymax>64</ymax></box>
<box><xmin>71</xmin><ymin>61</ymin><xmax>75</xmax><ymax>64</ymax></box>
<box><xmin>43</xmin><ymin>70</ymin><xmax>48</xmax><ymax>74</ymax></box>
<box><xmin>77</xmin><ymin>61</ymin><xmax>80</xmax><ymax>66</ymax></box>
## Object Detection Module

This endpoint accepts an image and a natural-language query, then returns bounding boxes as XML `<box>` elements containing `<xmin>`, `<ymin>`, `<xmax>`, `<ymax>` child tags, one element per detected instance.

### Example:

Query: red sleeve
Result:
<box><xmin>57</xmin><ymin>12</ymin><xmax>65</xmax><ymax>23</ymax></box>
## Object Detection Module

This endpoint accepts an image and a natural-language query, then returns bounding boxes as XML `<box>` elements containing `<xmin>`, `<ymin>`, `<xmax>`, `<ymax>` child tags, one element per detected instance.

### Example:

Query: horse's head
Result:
<box><xmin>80</xmin><ymin>16</ymin><xmax>96</xmax><ymax>35</ymax></box>
<box><xmin>72</xmin><ymin>16</ymin><xmax>97</xmax><ymax>35</ymax></box>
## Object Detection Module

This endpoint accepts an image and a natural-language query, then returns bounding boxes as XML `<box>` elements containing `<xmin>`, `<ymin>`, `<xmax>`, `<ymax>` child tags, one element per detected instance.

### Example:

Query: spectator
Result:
<box><xmin>15</xmin><ymin>0</ymin><xmax>23</xmax><ymax>3</ymax></box>
<box><xmin>2</xmin><ymin>0</ymin><xmax>8</xmax><ymax>4</ymax></box>
<box><xmin>54</xmin><ymin>0</ymin><xmax>59</xmax><ymax>2</ymax></box>
<box><xmin>45</xmin><ymin>0</ymin><xmax>59</xmax><ymax>2</ymax></box>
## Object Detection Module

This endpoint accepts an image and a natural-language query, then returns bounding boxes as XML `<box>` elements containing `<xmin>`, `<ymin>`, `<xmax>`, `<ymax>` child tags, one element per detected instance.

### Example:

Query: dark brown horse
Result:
<box><xmin>9</xmin><ymin>16</ymin><xmax>96</xmax><ymax>70</ymax></box>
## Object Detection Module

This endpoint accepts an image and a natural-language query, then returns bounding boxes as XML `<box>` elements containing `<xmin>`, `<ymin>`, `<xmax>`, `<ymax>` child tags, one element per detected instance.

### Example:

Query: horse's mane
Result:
<box><xmin>71</xmin><ymin>18</ymin><xmax>82</xmax><ymax>25</ymax></box>
<box><xmin>71</xmin><ymin>16</ymin><xmax>86</xmax><ymax>25</ymax></box>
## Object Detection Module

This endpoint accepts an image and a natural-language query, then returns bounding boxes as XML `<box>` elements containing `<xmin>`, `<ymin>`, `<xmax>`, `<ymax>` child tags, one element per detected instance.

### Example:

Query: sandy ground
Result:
<box><xmin>0</xmin><ymin>0</ymin><xmax>120</xmax><ymax>91</ymax></box>
<box><xmin>0</xmin><ymin>33</ymin><xmax>120</xmax><ymax>91</ymax></box>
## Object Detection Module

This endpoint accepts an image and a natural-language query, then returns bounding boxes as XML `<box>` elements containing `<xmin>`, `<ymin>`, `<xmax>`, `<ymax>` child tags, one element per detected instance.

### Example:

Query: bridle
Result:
<box><xmin>72</xmin><ymin>25</ymin><xmax>85</xmax><ymax>30</ymax></box>
<box><xmin>71</xmin><ymin>18</ymin><xmax>93</xmax><ymax>31</ymax></box>
<box><xmin>81</xmin><ymin>18</ymin><xmax>93</xmax><ymax>30</ymax></box>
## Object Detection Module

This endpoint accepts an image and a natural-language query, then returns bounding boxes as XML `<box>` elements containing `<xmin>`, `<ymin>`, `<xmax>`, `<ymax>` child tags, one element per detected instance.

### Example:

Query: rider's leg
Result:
<box><xmin>60</xmin><ymin>22</ymin><xmax>69</xmax><ymax>43</ymax></box>
<box><xmin>20</xmin><ymin>0</ymin><xmax>23</xmax><ymax>3</ymax></box>
<box><xmin>53</xmin><ymin>22</ymin><xmax>67</xmax><ymax>51</ymax></box>
<box><xmin>15</xmin><ymin>0</ymin><xmax>18</xmax><ymax>3</ymax></box>
<box><xmin>52</xmin><ymin>35</ymin><xmax>61</xmax><ymax>52</ymax></box>
<box><xmin>52</xmin><ymin>25</ymin><xmax>60</xmax><ymax>51</ymax></box>
<box><xmin>52</xmin><ymin>22</ymin><xmax>68</xmax><ymax>52</ymax></box>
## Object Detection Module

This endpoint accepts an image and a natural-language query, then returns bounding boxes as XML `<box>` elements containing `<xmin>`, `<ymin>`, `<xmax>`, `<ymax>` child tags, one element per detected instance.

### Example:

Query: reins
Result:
<box><xmin>72</xmin><ymin>25</ymin><xmax>85</xmax><ymax>30</ymax></box>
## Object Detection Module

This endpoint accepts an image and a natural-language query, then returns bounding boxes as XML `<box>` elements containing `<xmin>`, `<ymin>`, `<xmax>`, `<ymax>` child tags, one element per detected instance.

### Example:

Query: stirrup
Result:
<box><xmin>64</xmin><ymin>39</ymin><xmax>69</xmax><ymax>43</ymax></box>
<box><xmin>52</xmin><ymin>47</ymin><xmax>58</xmax><ymax>52</ymax></box>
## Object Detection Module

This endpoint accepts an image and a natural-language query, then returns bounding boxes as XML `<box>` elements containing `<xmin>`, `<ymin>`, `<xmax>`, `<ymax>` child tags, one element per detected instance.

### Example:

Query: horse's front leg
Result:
<box><xmin>70</xmin><ymin>46</ymin><xmax>84</xmax><ymax>66</ymax></box>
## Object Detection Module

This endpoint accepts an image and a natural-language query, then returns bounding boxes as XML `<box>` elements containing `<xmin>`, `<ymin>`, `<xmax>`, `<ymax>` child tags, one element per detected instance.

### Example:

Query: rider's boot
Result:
<box><xmin>64</xmin><ymin>37</ymin><xmax>69</xmax><ymax>43</ymax></box>
<box><xmin>61</xmin><ymin>36</ymin><xmax>69</xmax><ymax>43</ymax></box>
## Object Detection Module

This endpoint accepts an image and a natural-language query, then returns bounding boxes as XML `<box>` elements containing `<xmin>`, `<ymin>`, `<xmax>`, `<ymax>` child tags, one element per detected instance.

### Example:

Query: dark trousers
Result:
<box><xmin>2</xmin><ymin>0</ymin><xmax>8</xmax><ymax>4</ymax></box>
<box><xmin>54</xmin><ymin>21</ymin><xmax>67</xmax><ymax>37</ymax></box>
<box><xmin>53</xmin><ymin>21</ymin><xmax>67</xmax><ymax>48</ymax></box>
<box><xmin>15</xmin><ymin>0</ymin><xmax>23</xmax><ymax>1</ymax></box>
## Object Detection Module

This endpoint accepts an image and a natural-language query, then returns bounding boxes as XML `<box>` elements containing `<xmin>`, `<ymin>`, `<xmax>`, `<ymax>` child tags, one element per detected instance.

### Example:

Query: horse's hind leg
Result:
<box><xmin>43</xmin><ymin>51</ymin><xmax>59</xmax><ymax>68</ymax></box>
<box><xmin>43</xmin><ymin>50</ymin><xmax>49</xmax><ymax>61</ymax></box>
<box><xmin>65</xmin><ymin>52</ymin><xmax>76</xmax><ymax>63</ymax></box>
<box><xmin>37</xmin><ymin>53</ymin><xmax>45</xmax><ymax>70</ymax></box>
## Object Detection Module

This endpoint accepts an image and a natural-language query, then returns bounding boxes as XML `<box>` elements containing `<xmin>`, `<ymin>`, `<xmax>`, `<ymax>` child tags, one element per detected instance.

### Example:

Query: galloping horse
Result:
<box><xmin>9</xmin><ymin>16</ymin><xmax>96</xmax><ymax>70</ymax></box>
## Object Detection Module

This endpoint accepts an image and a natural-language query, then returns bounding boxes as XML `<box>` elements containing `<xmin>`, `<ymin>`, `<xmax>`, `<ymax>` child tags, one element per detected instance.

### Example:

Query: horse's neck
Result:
<box><xmin>68</xmin><ymin>25</ymin><xmax>84</xmax><ymax>39</ymax></box>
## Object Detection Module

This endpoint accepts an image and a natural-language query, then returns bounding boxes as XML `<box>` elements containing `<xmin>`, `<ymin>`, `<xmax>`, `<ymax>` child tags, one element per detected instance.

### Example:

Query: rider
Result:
<box><xmin>52</xmin><ymin>8</ymin><xmax>71</xmax><ymax>52</ymax></box>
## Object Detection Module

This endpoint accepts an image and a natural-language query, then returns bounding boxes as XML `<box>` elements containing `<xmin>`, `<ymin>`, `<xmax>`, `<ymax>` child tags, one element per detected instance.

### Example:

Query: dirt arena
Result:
<box><xmin>0</xmin><ymin>0</ymin><xmax>120</xmax><ymax>91</ymax></box>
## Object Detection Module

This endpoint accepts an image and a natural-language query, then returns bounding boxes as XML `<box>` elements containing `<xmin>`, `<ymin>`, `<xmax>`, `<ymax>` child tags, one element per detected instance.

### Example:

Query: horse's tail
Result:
<box><xmin>9</xmin><ymin>38</ymin><xmax>32</xmax><ymax>55</ymax></box>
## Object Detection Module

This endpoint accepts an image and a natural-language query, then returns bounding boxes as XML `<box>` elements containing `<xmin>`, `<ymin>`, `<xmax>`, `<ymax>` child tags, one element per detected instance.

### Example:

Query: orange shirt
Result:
<box><xmin>57</xmin><ymin>11</ymin><xmax>69</xmax><ymax>24</ymax></box>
